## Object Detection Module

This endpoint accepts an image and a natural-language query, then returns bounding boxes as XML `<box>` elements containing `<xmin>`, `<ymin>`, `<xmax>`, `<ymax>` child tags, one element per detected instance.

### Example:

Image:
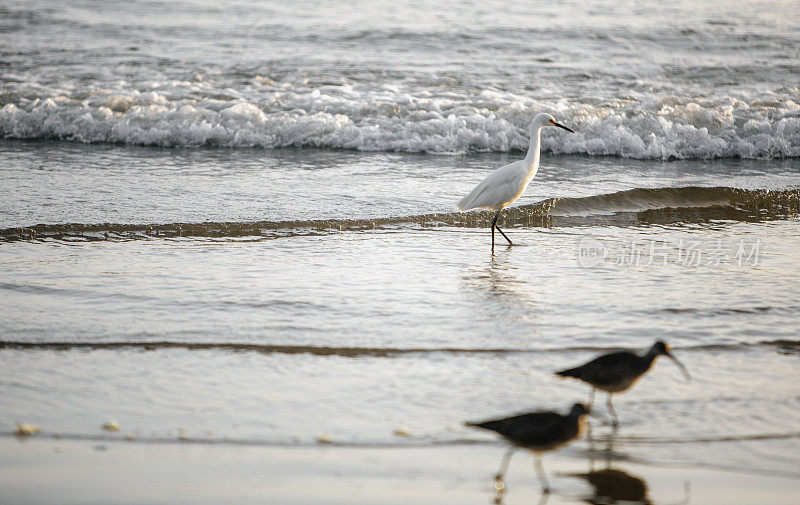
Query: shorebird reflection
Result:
<box><xmin>572</xmin><ymin>431</ymin><xmax>652</xmax><ymax>504</ymax></box>
<box><xmin>572</xmin><ymin>468</ymin><xmax>651</xmax><ymax>505</ymax></box>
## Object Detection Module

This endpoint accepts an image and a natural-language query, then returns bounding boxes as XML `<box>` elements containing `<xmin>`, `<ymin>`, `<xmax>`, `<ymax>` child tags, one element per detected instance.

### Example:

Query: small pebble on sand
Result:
<box><xmin>102</xmin><ymin>421</ymin><xmax>120</xmax><ymax>432</ymax></box>
<box><xmin>14</xmin><ymin>423</ymin><xmax>42</xmax><ymax>437</ymax></box>
<box><xmin>393</xmin><ymin>426</ymin><xmax>411</xmax><ymax>436</ymax></box>
<box><xmin>315</xmin><ymin>433</ymin><xmax>332</xmax><ymax>444</ymax></box>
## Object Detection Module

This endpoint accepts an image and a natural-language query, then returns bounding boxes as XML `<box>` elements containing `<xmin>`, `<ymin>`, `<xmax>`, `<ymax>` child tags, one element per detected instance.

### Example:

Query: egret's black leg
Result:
<box><xmin>491</xmin><ymin>209</ymin><xmax>514</xmax><ymax>246</ymax></box>
<box><xmin>495</xmin><ymin>225</ymin><xmax>513</xmax><ymax>245</ymax></box>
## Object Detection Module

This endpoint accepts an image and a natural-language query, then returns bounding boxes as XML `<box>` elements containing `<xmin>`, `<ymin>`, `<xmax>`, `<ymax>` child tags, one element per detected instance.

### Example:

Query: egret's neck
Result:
<box><xmin>524</xmin><ymin>127</ymin><xmax>542</xmax><ymax>174</ymax></box>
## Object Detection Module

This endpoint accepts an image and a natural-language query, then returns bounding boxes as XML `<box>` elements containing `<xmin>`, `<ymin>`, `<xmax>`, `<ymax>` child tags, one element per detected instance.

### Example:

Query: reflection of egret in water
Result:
<box><xmin>461</xmin><ymin>254</ymin><xmax>541</xmax><ymax>323</ymax></box>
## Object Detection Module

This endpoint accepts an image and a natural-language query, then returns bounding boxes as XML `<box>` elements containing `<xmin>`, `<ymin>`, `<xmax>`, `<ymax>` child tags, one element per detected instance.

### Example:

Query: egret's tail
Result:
<box><xmin>457</xmin><ymin>190</ymin><xmax>487</xmax><ymax>212</ymax></box>
<box><xmin>457</xmin><ymin>174</ymin><xmax>499</xmax><ymax>212</ymax></box>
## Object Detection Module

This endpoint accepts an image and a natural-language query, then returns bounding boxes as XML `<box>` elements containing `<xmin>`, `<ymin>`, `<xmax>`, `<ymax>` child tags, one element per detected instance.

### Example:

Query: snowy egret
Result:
<box><xmin>555</xmin><ymin>341</ymin><xmax>691</xmax><ymax>426</ymax></box>
<box><xmin>458</xmin><ymin>112</ymin><xmax>574</xmax><ymax>251</ymax></box>
<box><xmin>466</xmin><ymin>403</ymin><xmax>589</xmax><ymax>494</ymax></box>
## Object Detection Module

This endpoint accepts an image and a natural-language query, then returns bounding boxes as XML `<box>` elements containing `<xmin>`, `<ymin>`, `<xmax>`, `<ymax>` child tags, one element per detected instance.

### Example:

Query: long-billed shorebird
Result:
<box><xmin>466</xmin><ymin>403</ymin><xmax>590</xmax><ymax>494</ymax></box>
<box><xmin>555</xmin><ymin>341</ymin><xmax>690</xmax><ymax>425</ymax></box>
<box><xmin>457</xmin><ymin>112</ymin><xmax>574</xmax><ymax>252</ymax></box>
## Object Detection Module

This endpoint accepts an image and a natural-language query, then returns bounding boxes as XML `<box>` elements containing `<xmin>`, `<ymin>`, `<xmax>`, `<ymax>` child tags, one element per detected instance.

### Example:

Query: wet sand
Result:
<box><xmin>1</xmin><ymin>435</ymin><xmax>797</xmax><ymax>505</ymax></box>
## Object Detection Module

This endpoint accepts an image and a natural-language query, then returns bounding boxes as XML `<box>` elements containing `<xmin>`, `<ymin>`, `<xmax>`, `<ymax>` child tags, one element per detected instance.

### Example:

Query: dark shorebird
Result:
<box><xmin>555</xmin><ymin>341</ymin><xmax>690</xmax><ymax>425</ymax></box>
<box><xmin>466</xmin><ymin>403</ymin><xmax>590</xmax><ymax>494</ymax></box>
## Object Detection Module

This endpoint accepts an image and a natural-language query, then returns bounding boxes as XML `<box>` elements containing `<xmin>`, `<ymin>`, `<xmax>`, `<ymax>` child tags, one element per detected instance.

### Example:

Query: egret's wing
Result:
<box><xmin>457</xmin><ymin>161</ymin><xmax>528</xmax><ymax>211</ymax></box>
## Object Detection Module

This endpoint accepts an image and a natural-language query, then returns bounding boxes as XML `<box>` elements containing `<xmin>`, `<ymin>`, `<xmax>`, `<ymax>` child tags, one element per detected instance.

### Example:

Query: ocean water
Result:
<box><xmin>1</xmin><ymin>0</ymin><xmax>799</xmax><ymax>503</ymax></box>
<box><xmin>2</xmin><ymin>0</ymin><xmax>799</xmax><ymax>158</ymax></box>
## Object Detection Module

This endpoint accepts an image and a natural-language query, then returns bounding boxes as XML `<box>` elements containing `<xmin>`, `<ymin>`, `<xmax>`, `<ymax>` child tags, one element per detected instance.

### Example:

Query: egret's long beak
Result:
<box><xmin>550</xmin><ymin>120</ymin><xmax>574</xmax><ymax>133</ymax></box>
<box><xmin>665</xmin><ymin>352</ymin><xmax>691</xmax><ymax>383</ymax></box>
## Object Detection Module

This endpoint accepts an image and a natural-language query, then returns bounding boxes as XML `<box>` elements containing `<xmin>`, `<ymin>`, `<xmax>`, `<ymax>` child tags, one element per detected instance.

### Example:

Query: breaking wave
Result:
<box><xmin>2</xmin><ymin>85</ymin><xmax>799</xmax><ymax>159</ymax></box>
<box><xmin>1</xmin><ymin>186</ymin><xmax>797</xmax><ymax>242</ymax></box>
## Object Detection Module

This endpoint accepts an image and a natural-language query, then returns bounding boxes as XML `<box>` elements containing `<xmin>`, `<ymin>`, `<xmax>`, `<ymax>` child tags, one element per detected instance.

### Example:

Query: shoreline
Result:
<box><xmin>2</xmin><ymin>436</ymin><xmax>797</xmax><ymax>505</ymax></box>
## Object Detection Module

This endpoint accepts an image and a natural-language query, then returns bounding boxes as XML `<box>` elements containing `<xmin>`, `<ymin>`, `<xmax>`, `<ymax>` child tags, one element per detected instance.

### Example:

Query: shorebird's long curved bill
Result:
<box><xmin>551</xmin><ymin>121</ymin><xmax>575</xmax><ymax>133</ymax></box>
<box><xmin>667</xmin><ymin>353</ymin><xmax>691</xmax><ymax>382</ymax></box>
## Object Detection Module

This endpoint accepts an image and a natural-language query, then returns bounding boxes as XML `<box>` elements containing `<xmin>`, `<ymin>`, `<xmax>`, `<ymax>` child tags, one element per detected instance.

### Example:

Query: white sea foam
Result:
<box><xmin>2</xmin><ymin>83</ymin><xmax>799</xmax><ymax>159</ymax></box>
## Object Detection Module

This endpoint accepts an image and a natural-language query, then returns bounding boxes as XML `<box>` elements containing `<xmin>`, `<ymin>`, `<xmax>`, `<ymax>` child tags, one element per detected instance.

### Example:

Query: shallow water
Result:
<box><xmin>2</xmin><ymin>146</ymin><xmax>800</xmax><ymax>486</ymax></box>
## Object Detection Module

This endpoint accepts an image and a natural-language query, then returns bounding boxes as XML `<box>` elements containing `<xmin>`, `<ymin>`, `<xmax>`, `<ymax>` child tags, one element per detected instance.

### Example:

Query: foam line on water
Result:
<box><xmin>2</xmin><ymin>86</ymin><xmax>798</xmax><ymax>159</ymax></box>
<box><xmin>1</xmin><ymin>186</ymin><xmax>797</xmax><ymax>241</ymax></box>
<box><xmin>0</xmin><ymin>339</ymin><xmax>793</xmax><ymax>356</ymax></box>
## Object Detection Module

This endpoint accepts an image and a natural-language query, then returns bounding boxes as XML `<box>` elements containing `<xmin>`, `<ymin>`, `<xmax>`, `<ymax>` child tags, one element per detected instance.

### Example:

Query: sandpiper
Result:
<box><xmin>466</xmin><ymin>403</ymin><xmax>590</xmax><ymax>494</ymax></box>
<box><xmin>555</xmin><ymin>341</ymin><xmax>690</xmax><ymax>425</ymax></box>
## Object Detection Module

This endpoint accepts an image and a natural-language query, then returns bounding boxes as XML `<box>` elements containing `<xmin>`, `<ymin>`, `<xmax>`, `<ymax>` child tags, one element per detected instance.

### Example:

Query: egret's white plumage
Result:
<box><xmin>458</xmin><ymin>112</ymin><xmax>574</xmax><ymax>250</ymax></box>
<box><xmin>457</xmin><ymin>158</ymin><xmax>533</xmax><ymax>212</ymax></box>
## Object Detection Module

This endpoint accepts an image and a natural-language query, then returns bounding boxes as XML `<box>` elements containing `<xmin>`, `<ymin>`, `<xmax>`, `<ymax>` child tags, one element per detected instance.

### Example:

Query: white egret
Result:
<box><xmin>457</xmin><ymin>113</ymin><xmax>574</xmax><ymax>250</ymax></box>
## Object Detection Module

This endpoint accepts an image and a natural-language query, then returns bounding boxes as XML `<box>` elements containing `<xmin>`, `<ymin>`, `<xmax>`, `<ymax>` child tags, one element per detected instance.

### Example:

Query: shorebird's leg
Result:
<box><xmin>491</xmin><ymin>209</ymin><xmax>514</xmax><ymax>246</ymax></box>
<box><xmin>535</xmin><ymin>491</ymin><xmax>551</xmax><ymax>505</ymax></box>
<box><xmin>586</xmin><ymin>416</ymin><xmax>595</xmax><ymax>445</ymax></box>
<box><xmin>588</xmin><ymin>388</ymin><xmax>596</xmax><ymax>409</ymax></box>
<box><xmin>604</xmin><ymin>432</ymin><xmax>614</xmax><ymax>463</ymax></box>
<box><xmin>607</xmin><ymin>393</ymin><xmax>619</xmax><ymax>427</ymax></box>
<box><xmin>494</xmin><ymin>447</ymin><xmax>515</xmax><ymax>484</ymax></box>
<box><xmin>534</xmin><ymin>455</ymin><xmax>552</xmax><ymax>494</ymax></box>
